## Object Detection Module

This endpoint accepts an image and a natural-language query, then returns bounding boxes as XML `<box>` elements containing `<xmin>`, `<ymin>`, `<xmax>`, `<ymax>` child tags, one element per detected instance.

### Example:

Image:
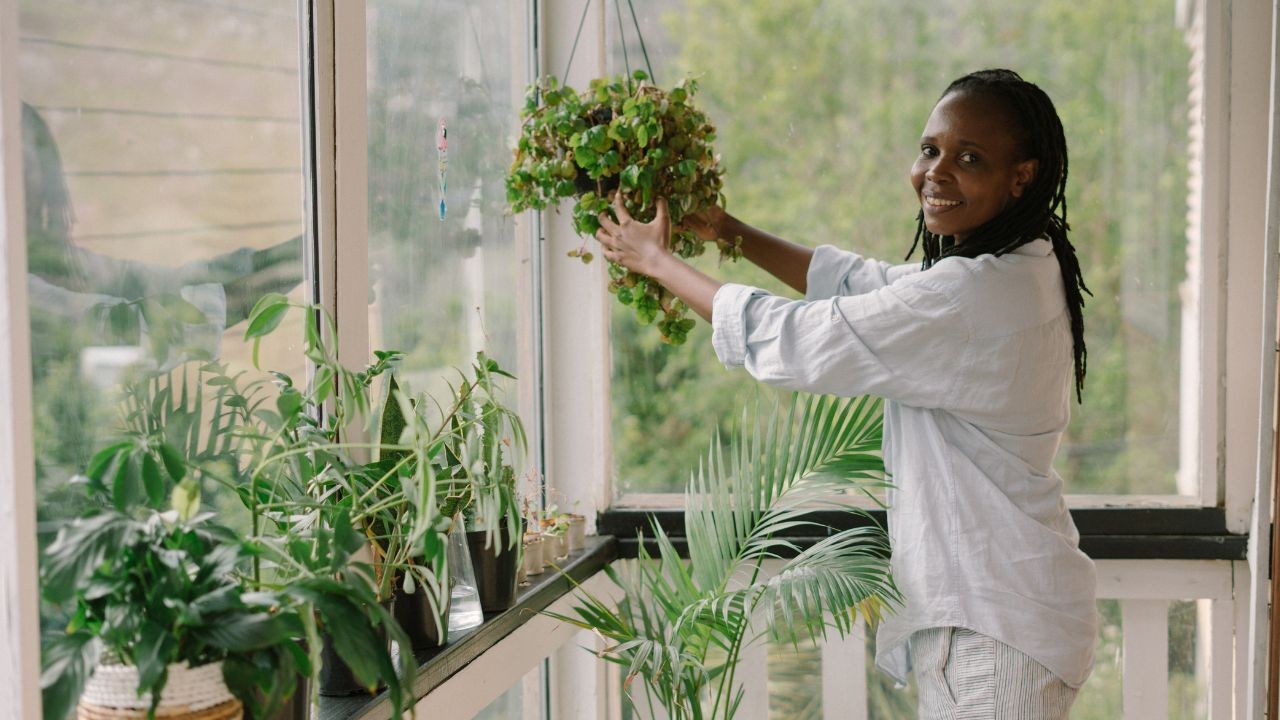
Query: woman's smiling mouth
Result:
<box><xmin>924</xmin><ymin>196</ymin><xmax>961</xmax><ymax>207</ymax></box>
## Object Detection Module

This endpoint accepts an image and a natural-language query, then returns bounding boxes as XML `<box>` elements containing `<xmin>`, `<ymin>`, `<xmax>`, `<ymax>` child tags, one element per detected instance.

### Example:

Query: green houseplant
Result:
<box><xmin>40</xmin><ymin>495</ymin><xmax>303</xmax><ymax>720</ymax></box>
<box><xmin>433</xmin><ymin>352</ymin><xmax>529</xmax><ymax>613</ymax></box>
<box><xmin>549</xmin><ymin>393</ymin><xmax>900</xmax><ymax>719</ymax></box>
<box><xmin>507</xmin><ymin>71</ymin><xmax>739</xmax><ymax>345</ymax></box>
<box><xmin>232</xmin><ymin>295</ymin><xmax>439</xmax><ymax>707</ymax></box>
<box><xmin>38</xmin><ymin>294</ymin><xmax>451</xmax><ymax>719</ymax></box>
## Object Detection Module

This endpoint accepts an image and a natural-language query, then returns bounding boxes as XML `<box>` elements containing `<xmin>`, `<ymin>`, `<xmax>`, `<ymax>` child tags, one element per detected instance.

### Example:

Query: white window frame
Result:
<box><xmin>0</xmin><ymin>0</ymin><xmax>42</xmax><ymax>715</ymax></box>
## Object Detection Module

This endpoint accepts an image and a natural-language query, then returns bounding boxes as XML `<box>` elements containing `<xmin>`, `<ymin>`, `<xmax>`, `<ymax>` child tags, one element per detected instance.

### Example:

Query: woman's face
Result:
<box><xmin>910</xmin><ymin>91</ymin><xmax>1038</xmax><ymax>244</ymax></box>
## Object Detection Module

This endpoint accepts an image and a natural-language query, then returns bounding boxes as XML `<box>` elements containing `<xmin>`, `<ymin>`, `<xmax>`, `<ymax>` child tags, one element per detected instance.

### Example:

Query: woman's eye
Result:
<box><xmin>960</xmin><ymin>152</ymin><xmax>979</xmax><ymax>164</ymax></box>
<box><xmin>920</xmin><ymin>145</ymin><xmax>937</xmax><ymax>157</ymax></box>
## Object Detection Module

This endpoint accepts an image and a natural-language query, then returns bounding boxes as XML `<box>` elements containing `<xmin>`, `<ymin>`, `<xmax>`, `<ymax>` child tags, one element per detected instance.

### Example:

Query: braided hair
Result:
<box><xmin>905</xmin><ymin>69</ymin><xmax>1091</xmax><ymax>403</ymax></box>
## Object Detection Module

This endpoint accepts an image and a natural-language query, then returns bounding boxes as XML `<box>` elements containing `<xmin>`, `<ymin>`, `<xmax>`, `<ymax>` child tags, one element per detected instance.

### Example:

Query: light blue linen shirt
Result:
<box><xmin>711</xmin><ymin>239</ymin><xmax>1098</xmax><ymax>688</ymax></box>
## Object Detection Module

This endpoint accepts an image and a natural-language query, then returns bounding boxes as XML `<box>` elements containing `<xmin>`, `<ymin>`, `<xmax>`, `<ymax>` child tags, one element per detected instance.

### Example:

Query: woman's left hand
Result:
<box><xmin>595</xmin><ymin>193</ymin><xmax>673</xmax><ymax>278</ymax></box>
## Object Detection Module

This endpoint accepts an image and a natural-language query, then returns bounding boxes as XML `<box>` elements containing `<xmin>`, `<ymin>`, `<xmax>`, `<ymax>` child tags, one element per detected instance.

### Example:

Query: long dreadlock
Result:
<box><xmin>905</xmin><ymin>69</ymin><xmax>1091</xmax><ymax>403</ymax></box>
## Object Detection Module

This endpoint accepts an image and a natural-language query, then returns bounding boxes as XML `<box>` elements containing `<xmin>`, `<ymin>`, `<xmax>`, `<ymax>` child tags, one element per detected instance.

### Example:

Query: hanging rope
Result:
<box><xmin>614</xmin><ymin>0</ymin><xmax>632</xmax><ymax>83</ymax></box>
<box><xmin>561</xmin><ymin>0</ymin><xmax>594</xmax><ymax>82</ymax></box>
<box><xmin>558</xmin><ymin>0</ymin><xmax>656</xmax><ymax>85</ymax></box>
<box><xmin>625</xmin><ymin>0</ymin><xmax>655</xmax><ymax>82</ymax></box>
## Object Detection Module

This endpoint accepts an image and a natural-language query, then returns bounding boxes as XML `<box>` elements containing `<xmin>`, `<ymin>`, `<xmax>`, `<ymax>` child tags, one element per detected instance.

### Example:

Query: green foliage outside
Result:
<box><xmin>605</xmin><ymin>0</ymin><xmax>1200</xmax><ymax>716</ymax></box>
<box><xmin>610</xmin><ymin>0</ymin><xmax>1192</xmax><ymax>498</ymax></box>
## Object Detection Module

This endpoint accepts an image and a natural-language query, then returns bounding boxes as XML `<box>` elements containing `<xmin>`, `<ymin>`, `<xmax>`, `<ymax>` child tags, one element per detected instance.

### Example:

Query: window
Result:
<box><xmin>365</xmin><ymin>0</ymin><xmax>538</xmax><ymax>435</ymax></box>
<box><xmin>607</xmin><ymin>0</ymin><xmax>1202</xmax><ymax>499</ymax></box>
<box><xmin>18</xmin><ymin>0</ymin><xmax>307</xmax><ymax>546</ymax></box>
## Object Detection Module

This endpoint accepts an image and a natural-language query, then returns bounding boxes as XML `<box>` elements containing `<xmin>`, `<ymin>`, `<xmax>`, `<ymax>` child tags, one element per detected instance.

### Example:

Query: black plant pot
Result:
<box><xmin>392</xmin><ymin>581</ymin><xmax>450</xmax><ymax>651</ymax></box>
<box><xmin>318</xmin><ymin>632</ymin><xmax>366</xmax><ymax>697</ymax></box>
<box><xmin>466</xmin><ymin>525</ymin><xmax>521</xmax><ymax>613</ymax></box>
<box><xmin>265</xmin><ymin>675</ymin><xmax>310</xmax><ymax>720</ymax></box>
<box><xmin>573</xmin><ymin>168</ymin><xmax>621</xmax><ymax>196</ymax></box>
<box><xmin>572</xmin><ymin>107</ymin><xmax>620</xmax><ymax>196</ymax></box>
<box><xmin>318</xmin><ymin>616</ymin><xmax>388</xmax><ymax>697</ymax></box>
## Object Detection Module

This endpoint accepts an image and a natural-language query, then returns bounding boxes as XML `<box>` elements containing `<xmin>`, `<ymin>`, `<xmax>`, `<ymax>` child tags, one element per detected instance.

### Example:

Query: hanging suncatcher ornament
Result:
<box><xmin>437</xmin><ymin>118</ymin><xmax>448</xmax><ymax>220</ymax></box>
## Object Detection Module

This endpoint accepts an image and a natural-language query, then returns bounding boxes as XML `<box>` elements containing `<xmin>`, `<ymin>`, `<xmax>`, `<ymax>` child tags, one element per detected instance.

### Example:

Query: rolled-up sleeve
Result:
<box><xmin>712</xmin><ymin>276</ymin><xmax>970</xmax><ymax>408</ymax></box>
<box><xmin>805</xmin><ymin>245</ymin><xmax>921</xmax><ymax>301</ymax></box>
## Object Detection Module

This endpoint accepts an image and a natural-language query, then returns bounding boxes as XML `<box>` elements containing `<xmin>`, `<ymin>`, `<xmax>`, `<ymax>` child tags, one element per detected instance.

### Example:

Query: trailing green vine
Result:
<box><xmin>507</xmin><ymin>71</ymin><xmax>741</xmax><ymax>344</ymax></box>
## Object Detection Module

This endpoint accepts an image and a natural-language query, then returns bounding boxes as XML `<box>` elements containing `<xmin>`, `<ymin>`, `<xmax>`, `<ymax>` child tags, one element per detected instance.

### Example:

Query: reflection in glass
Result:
<box><xmin>20</xmin><ymin>2</ymin><xmax>306</xmax><ymax>531</ymax></box>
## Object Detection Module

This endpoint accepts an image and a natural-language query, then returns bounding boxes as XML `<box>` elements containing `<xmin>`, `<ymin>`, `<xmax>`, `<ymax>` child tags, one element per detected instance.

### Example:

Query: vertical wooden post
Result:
<box><xmin>1122</xmin><ymin>599</ymin><xmax>1170</xmax><ymax>720</ymax></box>
<box><xmin>0</xmin><ymin>0</ymin><xmax>44</xmax><ymax>716</ymax></box>
<box><xmin>822</xmin><ymin>618</ymin><xmax>869</xmax><ymax>720</ymax></box>
<box><xmin>541</xmin><ymin>1</ymin><xmax>613</xmax><ymax>717</ymax></box>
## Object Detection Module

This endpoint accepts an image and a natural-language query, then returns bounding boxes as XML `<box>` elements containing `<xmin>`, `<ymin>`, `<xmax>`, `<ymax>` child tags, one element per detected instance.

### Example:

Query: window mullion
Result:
<box><xmin>540</xmin><ymin>2</ymin><xmax>613</xmax><ymax>719</ymax></box>
<box><xmin>331</xmin><ymin>1</ymin><xmax>371</xmax><ymax>377</ymax></box>
<box><xmin>0</xmin><ymin>0</ymin><xmax>43</xmax><ymax>714</ymax></box>
<box><xmin>1243</xmin><ymin>0</ymin><xmax>1280</xmax><ymax>713</ymax></box>
<box><xmin>1222</xmin><ymin>0</ymin><xmax>1273</xmax><ymax>533</ymax></box>
<box><xmin>0</xmin><ymin>0</ymin><xmax>42</xmax><ymax>712</ymax></box>
<box><xmin>541</xmin><ymin>0</ymin><xmax>611</xmax><ymax>548</ymax></box>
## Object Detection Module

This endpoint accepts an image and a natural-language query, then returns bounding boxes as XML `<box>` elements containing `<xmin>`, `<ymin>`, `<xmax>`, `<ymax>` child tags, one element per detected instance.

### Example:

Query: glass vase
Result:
<box><xmin>447</xmin><ymin>514</ymin><xmax>484</xmax><ymax>634</ymax></box>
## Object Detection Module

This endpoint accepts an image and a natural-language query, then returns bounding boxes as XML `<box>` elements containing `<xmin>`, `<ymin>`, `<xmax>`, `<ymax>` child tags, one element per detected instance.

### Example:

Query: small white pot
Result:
<box><xmin>567</xmin><ymin>515</ymin><xmax>587</xmax><ymax>552</ymax></box>
<box><xmin>523</xmin><ymin>535</ymin><xmax>546</xmax><ymax>576</ymax></box>
<box><xmin>548</xmin><ymin>532</ymin><xmax>570</xmax><ymax>562</ymax></box>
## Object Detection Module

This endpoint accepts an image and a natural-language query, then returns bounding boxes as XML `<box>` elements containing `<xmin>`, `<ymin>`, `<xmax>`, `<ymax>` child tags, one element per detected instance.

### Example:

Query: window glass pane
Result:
<box><xmin>472</xmin><ymin>667</ymin><xmax>541</xmax><ymax>720</ymax></box>
<box><xmin>366</xmin><ymin>0</ymin><xmax>534</xmax><ymax>414</ymax></box>
<box><xmin>607</xmin><ymin>0</ymin><xmax>1196</xmax><ymax>496</ymax></box>
<box><xmin>20</xmin><ymin>0</ymin><xmax>306</xmax><ymax>559</ymax></box>
<box><xmin>768</xmin><ymin>639</ymin><xmax>822</xmax><ymax>719</ymax></box>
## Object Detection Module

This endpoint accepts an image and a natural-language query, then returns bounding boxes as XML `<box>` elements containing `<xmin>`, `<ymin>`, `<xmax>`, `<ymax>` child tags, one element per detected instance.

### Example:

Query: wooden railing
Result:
<box><xmin>410</xmin><ymin>559</ymin><xmax>1245</xmax><ymax>720</ymax></box>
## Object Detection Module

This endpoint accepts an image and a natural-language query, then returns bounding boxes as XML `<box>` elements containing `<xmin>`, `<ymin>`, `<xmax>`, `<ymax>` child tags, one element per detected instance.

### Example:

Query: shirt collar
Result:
<box><xmin>1011</xmin><ymin>238</ymin><xmax>1053</xmax><ymax>257</ymax></box>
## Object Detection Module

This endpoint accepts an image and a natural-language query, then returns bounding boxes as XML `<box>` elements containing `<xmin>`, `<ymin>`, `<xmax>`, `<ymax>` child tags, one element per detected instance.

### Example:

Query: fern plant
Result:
<box><xmin>550</xmin><ymin>393</ymin><xmax>899</xmax><ymax>719</ymax></box>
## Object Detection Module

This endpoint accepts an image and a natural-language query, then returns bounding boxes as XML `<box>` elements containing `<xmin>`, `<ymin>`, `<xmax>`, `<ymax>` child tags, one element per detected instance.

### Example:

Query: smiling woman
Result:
<box><xmin>598</xmin><ymin>68</ymin><xmax>1097</xmax><ymax>719</ymax></box>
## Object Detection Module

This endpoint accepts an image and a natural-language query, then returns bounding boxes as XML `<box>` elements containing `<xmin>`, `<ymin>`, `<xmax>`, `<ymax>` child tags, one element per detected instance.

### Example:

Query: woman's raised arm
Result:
<box><xmin>683</xmin><ymin>206</ymin><xmax>814</xmax><ymax>294</ymax></box>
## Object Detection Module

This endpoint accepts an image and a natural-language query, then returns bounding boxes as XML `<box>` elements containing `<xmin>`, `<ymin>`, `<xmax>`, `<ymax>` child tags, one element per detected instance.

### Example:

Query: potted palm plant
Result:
<box><xmin>549</xmin><ymin>393</ymin><xmax>900</xmax><ymax>719</ymax></box>
<box><xmin>507</xmin><ymin>71</ymin><xmax>740</xmax><ymax>345</ymax></box>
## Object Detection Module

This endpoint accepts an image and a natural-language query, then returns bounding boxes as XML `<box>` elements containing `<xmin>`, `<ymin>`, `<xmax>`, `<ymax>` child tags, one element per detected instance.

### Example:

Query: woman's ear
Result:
<box><xmin>1011</xmin><ymin>158</ymin><xmax>1039</xmax><ymax>198</ymax></box>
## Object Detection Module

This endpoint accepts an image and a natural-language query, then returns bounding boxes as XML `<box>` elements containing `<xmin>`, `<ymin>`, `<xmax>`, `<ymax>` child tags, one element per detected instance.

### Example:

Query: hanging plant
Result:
<box><xmin>506</xmin><ymin>70</ymin><xmax>741</xmax><ymax>344</ymax></box>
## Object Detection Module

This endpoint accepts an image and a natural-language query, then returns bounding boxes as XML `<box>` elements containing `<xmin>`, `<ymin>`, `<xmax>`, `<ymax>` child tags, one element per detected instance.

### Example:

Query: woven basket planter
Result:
<box><xmin>77</xmin><ymin>661</ymin><xmax>243</xmax><ymax>720</ymax></box>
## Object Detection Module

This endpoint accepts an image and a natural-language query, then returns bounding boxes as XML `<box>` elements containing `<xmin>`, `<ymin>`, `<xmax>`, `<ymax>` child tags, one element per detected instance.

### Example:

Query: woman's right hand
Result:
<box><xmin>677</xmin><ymin>204</ymin><xmax>730</xmax><ymax>243</ymax></box>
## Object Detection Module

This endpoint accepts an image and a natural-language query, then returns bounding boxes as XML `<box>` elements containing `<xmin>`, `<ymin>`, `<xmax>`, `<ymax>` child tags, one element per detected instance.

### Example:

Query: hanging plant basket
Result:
<box><xmin>77</xmin><ymin>661</ymin><xmax>242</xmax><ymax>720</ymax></box>
<box><xmin>507</xmin><ymin>71</ymin><xmax>741</xmax><ymax>344</ymax></box>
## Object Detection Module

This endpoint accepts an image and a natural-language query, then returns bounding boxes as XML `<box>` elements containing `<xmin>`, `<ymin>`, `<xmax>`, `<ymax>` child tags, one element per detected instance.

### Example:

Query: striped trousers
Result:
<box><xmin>909</xmin><ymin>627</ymin><xmax>1079</xmax><ymax>719</ymax></box>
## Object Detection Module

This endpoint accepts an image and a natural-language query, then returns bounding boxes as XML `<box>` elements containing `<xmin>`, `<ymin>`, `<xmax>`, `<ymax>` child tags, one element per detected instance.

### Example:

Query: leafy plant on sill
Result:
<box><xmin>549</xmin><ymin>393</ymin><xmax>899</xmax><ymax>720</ymax></box>
<box><xmin>431</xmin><ymin>352</ymin><xmax>528</xmax><ymax>549</ymax></box>
<box><xmin>39</xmin><ymin>294</ymin><xmax>458</xmax><ymax>719</ymax></box>
<box><xmin>39</xmin><ymin>495</ymin><xmax>305</xmax><ymax>720</ymax></box>
<box><xmin>507</xmin><ymin>71</ymin><xmax>740</xmax><ymax>345</ymax></box>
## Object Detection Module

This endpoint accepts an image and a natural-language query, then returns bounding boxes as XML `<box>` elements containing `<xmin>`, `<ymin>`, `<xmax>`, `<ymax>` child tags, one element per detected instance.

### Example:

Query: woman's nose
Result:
<box><xmin>925</xmin><ymin>160</ymin><xmax>951</xmax><ymax>184</ymax></box>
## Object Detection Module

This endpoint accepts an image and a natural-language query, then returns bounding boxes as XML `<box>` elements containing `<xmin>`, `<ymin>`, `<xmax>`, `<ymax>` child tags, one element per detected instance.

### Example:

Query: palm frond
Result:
<box><xmin>555</xmin><ymin>391</ymin><xmax>895</xmax><ymax>719</ymax></box>
<box><xmin>686</xmin><ymin>392</ymin><xmax>884</xmax><ymax>595</ymax></box>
